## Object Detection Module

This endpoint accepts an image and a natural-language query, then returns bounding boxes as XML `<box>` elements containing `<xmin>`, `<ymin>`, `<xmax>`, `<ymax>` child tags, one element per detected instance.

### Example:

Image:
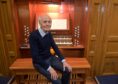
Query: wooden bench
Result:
<box><xmin>9</xmin><ymin>57</ymin><xmax>90</xmax><ymax>84</ymax></box>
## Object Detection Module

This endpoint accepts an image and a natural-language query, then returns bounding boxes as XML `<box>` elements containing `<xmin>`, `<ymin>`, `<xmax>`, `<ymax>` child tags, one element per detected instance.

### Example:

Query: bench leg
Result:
<box><xmin>15</xmin><ymin>75</ymin><xmax>21</xmax><ymax>84</ymax></box>
<box><xmin>81</xmin><ymin>74</ymin><xmax>86</xmax><ymax>84</ymax></box>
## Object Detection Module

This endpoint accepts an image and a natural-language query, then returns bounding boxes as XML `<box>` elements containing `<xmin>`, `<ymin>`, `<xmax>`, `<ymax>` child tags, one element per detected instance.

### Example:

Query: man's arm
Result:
<box><xmin>49</xmin><ymin>33</ymin><xmax>65</xmax><ymax>60</ymax></box>
<box><xmin>49</xmin><ymin>33</ymin><xmax>72</xmax><ymax>72</ymax></box>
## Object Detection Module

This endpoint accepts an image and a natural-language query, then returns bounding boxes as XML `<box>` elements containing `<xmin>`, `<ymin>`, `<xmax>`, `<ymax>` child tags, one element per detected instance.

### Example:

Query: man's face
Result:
<box><xmin>40</xmin><ymin>16</ymin><xmax>52</xmax><ymax>32</ymax></box>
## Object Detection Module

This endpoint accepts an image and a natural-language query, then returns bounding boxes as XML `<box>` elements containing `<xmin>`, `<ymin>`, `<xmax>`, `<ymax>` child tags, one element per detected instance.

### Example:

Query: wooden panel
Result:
<box><xmin>60</xmin><ymin>49</ymin><xmax>83</xmax><ymax>57</ymax></box>
<box><xmin>94</xmin><ymin>0</ymin><xmax>102</xmax><ymax>4</ymax></box>
<box><xmin>102</xmin><ymin>57</ymin><xmax>118</xmax><ymax>75</ymax></box>
<box><xmin>0</xmin><ymin>0</ymin><xmax>18</xmax><ymax>67</ymax></box>
<box><xmin>106</xmin><ymin>1</ymin><xmax>118</xmax><ymax>36</ymax></box>
<box><xmin>19</xmin><ymin>45</ymin><xmax>85</xmax><ymax>58</ymax></box>
<box><xmin>101</xmin><ymin>0</ymin><xmax>118</xmax><ymax>75</ymax></box>
<box><xmin>74</xmin><ymin>0</ymin><xmax>83</xmax><ymax>27</ymax></box>
<box><xmin>15</xmin><ymin>0</ymin><xmax>63</xmax><ymax>3</ymax></box>
<box><xmin>87</xmin><ymin>0</ymin><xmax>103</xmax><ymax>76</ymax></box>
<box><xmin>108</xmin><ymin>36</ymin><xmax>118</xmax><ymax>42</ymax></box>
<box><xmin>88</xmin><ymin>0</ymin><xmax>118</xmax><ymax>76</ymax></box>
<box><xmin>0</xmin><ymin>14</ymin><xmax>9</xmax><ymax>75</ymax></box>
<box><xmin>89</xmin><ymin>1</ymin><xmax>102</xmax><ymax>55</ymax></box>
<box><xmin>106</xmin><ymin>42</ymin><xmax>118</xmax><ymax>52</ymax></box>
<box><xmin>74</xmin><ymin>0</ymin><xmax>89</xmax><ymax>49</ymax></box>
<box><xmin>0</xmin><ymin>0</ymin><xmax>9</xmax><ymax>75</ymax></box>
<box><xmin>15</xmin><ymin>1</ymin><xmax>30</xmax><ymax>45</ymax></box>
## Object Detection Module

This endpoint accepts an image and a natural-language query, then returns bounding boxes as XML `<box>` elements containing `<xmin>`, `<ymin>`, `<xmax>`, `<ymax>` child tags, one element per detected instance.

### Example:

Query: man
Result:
<box><xmin>29</xmin><ymin>15</ymin><xmax>72</xmax><ymax>84</ymax></box>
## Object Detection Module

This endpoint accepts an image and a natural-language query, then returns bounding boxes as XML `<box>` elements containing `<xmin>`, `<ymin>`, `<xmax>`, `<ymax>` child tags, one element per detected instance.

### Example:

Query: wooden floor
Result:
<box><xmin>12</xmin><ymin>78</ymin><xmax>97</xmax><ymax>84</ymax></box>
<box><xmin>86</xmin><ymin>78</ymin><xmax>97</xmax><ymax>84</ymax></box>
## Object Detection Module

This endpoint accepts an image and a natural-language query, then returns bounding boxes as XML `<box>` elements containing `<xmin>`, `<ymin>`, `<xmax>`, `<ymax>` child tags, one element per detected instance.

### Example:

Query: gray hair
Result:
<box><xmin>38</xmin><ymin>15</ymin><xmax>51</xmax><ymax>25</ymax></box>
<box><xmin>38</xmin><ymin>16</ymin><xmax>42</xmax><ymax>25</ymax></box>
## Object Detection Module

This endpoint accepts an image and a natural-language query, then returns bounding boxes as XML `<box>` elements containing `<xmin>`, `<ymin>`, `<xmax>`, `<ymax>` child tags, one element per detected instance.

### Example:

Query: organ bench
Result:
<box><xmin>9</xmin><ymin>57</ymin><xmax>91</xmax><ymax>84</ymax></box>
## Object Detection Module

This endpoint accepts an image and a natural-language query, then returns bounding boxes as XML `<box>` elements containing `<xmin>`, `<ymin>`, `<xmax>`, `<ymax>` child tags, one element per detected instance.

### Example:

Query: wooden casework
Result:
<box><xmin>19</xmin><ymin>45</ymin><xmax>85</xmax><ymax>58</ymax></box>
<box><xmin>87</xmin><ymin>0</ymin><xmax>118</xmax><ymax>76</ymax></box>
<box><xmin>15</xmin><ymin>0</ymin><xmax>63</xmax><ymax>3</ymax></box>
<box><xmin>12</xmin><ymin>0</ymin><xmax>89</xmax><ymax>58</ymax></box>
<box><xmin>37</xmin><ymin>0</ymin><xmax>63</xmax><ymax>3</ymax></box>
<box><xmin>14</xmin><ymin>0</ymin><xmax>118</xmax><ymax>76</ymax></box>
<box><xmin>0</xmin><ymin>0</ymin><xmax>18</xmax><ymax>75</ymax></box>
<box><xmin>1</xmin><ymin>0</ymin><xmax>118</xmax><ymax>77</ymax></box>
<box><xmin>0</xmin><ymin>0</ymin><xmax>89</xmax><ymax>76</ymax></box>
<box><xmin>13</xmin><ymin>0</ymin><xmax>88</xmax><ymax>46</ymax></box>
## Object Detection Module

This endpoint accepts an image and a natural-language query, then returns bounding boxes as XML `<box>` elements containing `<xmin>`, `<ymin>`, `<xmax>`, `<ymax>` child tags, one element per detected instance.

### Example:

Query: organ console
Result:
<box><xmin>13</xmin><ymin>0</ymin><xmax>88</xmax><ymax>58</ymax></box>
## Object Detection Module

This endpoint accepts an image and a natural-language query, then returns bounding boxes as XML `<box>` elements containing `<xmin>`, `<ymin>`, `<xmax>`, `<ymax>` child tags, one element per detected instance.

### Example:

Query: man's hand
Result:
<box><xmin>63</xmin><ymin>61</ymin><xmax>72</xmax><ymax>72</ymax></box>
<box><xmin>48</xmin><ymin>67</ymin><xmax>58</xmax><ymax>80</ymax></box>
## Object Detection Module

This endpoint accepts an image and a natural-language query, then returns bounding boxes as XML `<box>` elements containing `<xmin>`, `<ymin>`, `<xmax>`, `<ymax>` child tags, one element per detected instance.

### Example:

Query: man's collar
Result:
<box><xmin>38</xmin><ymin>28</ymin><xmax>47</xmax><ymax>37</ymax></box>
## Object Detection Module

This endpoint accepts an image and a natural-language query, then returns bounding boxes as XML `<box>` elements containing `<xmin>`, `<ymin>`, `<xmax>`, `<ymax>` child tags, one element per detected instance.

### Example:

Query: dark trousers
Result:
<box><xmin>34</xmin><ymin>56</ymin><xmax>71</xmax><ymax>84</ymax></box>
